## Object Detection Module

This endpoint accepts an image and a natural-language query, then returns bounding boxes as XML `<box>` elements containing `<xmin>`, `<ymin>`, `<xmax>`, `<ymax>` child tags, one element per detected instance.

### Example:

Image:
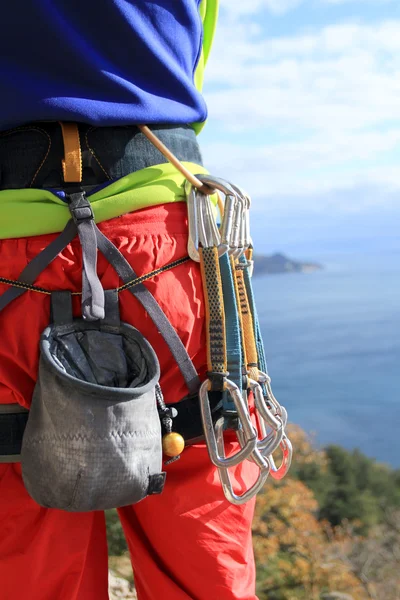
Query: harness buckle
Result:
<box><xmin>67</xmin><ymin>191</ymin><xmax>94</xmax><ymax>224</ymax></box>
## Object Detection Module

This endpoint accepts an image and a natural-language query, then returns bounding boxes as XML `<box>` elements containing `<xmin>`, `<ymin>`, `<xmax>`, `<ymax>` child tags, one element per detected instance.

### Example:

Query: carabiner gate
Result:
<box><xmin>249</xmin><ymin>379</ymin><xmax>285</xmax><ymax>456</ymax></box>
<box><xmin>185</xmin><ymin>180</ymin><xmax>201</xmax><ymax>262</ymax></box>
<box><xmin>216</xmin><ymin>418</ymin><xmax>271</xmax><ymax>505</ymax></box>
<box><xmin>199</xmin><ymin>378</ymin><xmax>257</xmax><ymax>469</ymax></box>
<box><xmin>269</xmin><ymin>435</ymin><xmax>293</xmax><ymax>480</ymax></box>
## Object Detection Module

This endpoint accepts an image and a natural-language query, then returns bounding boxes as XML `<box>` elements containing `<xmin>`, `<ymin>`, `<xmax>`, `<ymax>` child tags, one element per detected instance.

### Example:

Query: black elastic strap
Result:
<box><xmin>0</xmin><ymin>411</ymin><xmax>29</xmax><ymax>462</ymax></box>
<box><xmin>95</xmin><ymin>227</ymin><xmax>200</xmax><ymax>395</ymax></box>
<box><xmin>168</xmin><ymin>391</ymin><xmax>223</xmax><ymax>442</ymax></box>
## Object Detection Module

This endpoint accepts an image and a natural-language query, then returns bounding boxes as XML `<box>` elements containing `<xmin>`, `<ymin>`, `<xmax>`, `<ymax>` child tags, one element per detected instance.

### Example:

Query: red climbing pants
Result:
<box><xmin>0</xmin><ymin>203</ymin><xmax>259</xmax><ymax>600</ymax></box>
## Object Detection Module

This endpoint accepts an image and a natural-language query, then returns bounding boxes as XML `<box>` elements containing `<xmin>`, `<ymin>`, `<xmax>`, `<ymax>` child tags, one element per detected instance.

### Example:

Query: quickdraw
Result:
<box><xmin>186</xmin><ymin>173</ymin><xmax>293</xmax><ymax>505</ymax></box>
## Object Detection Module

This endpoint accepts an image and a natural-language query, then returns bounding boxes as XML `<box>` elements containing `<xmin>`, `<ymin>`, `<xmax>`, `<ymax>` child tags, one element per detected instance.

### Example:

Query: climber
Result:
<box><xmin>0</xmin><ymin>2</ymin><xmax>262</xmax><ymax>600</ymax></box>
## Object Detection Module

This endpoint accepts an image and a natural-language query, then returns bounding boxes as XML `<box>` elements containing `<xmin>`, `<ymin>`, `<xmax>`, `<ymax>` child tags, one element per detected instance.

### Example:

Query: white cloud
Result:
<box><xmin>219</xmin><ymin>0</ymin><xmax>397</xmax><ymax>18</ymax></box>
<box><xmin>324</xmin><ymin>0</ymin><xmax>395</xmax><ymax>5</ymax></box>
<box><xmin>219</xmin><ymin>0</ymin><xmax>303</xmax><ymax>17</ymax></box>
<box><xmin>201</xmin><ymin>19</ymin><xmax>400</xmax><ymax>207</ymax></box>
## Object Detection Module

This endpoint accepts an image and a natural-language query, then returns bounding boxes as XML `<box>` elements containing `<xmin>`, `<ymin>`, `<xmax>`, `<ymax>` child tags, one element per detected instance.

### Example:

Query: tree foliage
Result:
<box><xmin>289</xmin><ymin>427</ymin><xmax>400</xmax><ymax>533</ymax></box>
<box><xmin>253</xmin><ymin>426</ymin><xmax>400</xmax><ymax>599</ymax></box>
<box><xmin>253</xmin><ymin>479</ymin><xmax>365</xmax><ymax>600</ymax></box>
<box><xmin>106</xmin><ymin>509</ymin><xmax>128</xmax><ymax>556</ymax></box>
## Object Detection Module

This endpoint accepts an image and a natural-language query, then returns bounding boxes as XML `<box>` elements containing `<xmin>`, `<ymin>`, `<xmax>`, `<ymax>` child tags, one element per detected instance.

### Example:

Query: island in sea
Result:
<box><xmin>253</xmin><ymin>252</ymin><xmax>322</xmax><ymax>275</ymax></box>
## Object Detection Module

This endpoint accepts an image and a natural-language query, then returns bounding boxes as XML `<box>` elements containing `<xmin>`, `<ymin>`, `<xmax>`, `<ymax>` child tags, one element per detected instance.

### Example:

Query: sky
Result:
<box><xmin>200</xmin><ymin>0</ymin><xmax>400</xmax><ymax>259</ymax></box>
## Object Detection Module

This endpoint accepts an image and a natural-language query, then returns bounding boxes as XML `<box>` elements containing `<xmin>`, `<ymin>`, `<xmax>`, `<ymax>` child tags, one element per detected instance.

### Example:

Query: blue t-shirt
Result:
<box><xmin>0</xmin><ymin>1</ymin><xmax>217</xmax><ymax>131</ymax></box>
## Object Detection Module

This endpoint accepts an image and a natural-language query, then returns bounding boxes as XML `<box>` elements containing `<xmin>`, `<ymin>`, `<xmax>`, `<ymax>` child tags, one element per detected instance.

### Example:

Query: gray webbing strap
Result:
<box><xmin>67</xmin><ymin>192</ymin><xmax>105</xmax><ymax>321</ymax></box>
<box><xmin>95</xmin><ymin>228</ymin><xmax>200</xmax><ymax>394</ymax></box>
<box><xmin>0</xmin><ymin>219</ymin><xmax>77</xmax><ymax>313</ymax></box>
<box><xmin>51</xmin><ymin>291</ymin><xmax>73</xmax><ymax>326</ymax></box>
<box><xmin>102</xmin><ymin>289</ymin><xmax>120</xmax><ymax>328</ymax></box>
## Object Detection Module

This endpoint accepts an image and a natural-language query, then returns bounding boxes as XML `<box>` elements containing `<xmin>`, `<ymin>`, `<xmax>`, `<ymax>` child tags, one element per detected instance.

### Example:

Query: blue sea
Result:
<box><xmin>253</xmin><ymin>259</ymin><xmax>400</xmax><ymax>467</ymax></box>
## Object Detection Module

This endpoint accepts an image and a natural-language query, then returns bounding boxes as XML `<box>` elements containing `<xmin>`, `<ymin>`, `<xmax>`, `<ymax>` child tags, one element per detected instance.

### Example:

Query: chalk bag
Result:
<box><xmin>21</xmin><ymin>289</ymin><xmax>165</xmax><ymax>512</ymax></box>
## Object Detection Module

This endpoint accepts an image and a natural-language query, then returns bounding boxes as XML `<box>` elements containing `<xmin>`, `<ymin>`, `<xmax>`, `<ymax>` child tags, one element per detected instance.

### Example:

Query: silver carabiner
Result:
<box><xmin>230</xmin><ymin>194</ymin><xmax>245</xmax><ymax>258</ymax></box>
<box><xmin>249</xmin><ymin>380</ymin><xmax>285</xmax><ymax>456</ymax></box>
<box><xmin>199</xmin><ymin>378</ymin><xmax>257</xmax><ymax>469</ymax></box>
<box><xmin>185</xmin><ymin>179</ymin><xmax>227</xmax><ymax>257</ymax></box>
<box><xmin>269</xmin><ymin>435</ymin><xmax>293</xmax><ymax>480</ymax></box>
<box><xmin>256</xmin><ymin>372</ymin><xmax>293</xmax><ymax>478</ymax></box>
<box><xmin>230</xmin><ymin>184</ymin><xmax>251</xmax><ymax>259</ymax></box>
<box><xmin>195</xmin><ymin>175</ymin><xmax>239</xmax><ymax>257</ymax></box>
<box><xmin>236</xmin><ymin>425</ymin><xmax>271</xmax><ymax>472</ymax></box>
<box><xmin>243</xmin><ymin>194</ymin><xmax>252</xmax><ymax>254</ymax></box>
<box><xmin>216</xmin><ymin>418</ymin><xmax>271</xmax><ymax>505</ymax></box>
<box><xmin>184</xmin><ymin>180</ymin><xmax>201</xmax><ymax>262</ymax></box>
<box><xmin>196</xmin><ymin>192</ymin><xmax>209</xmax><ymax>250</ymax></box>
<box><xmin>254</xmin><ymin>409</ymin><xmax>283</xmax><ymax>457</ymax></box>
<box><xmin>197</xmin><ymin>191</ymin><xmax>224</xmax><ymax>251</ymax></box>
<box><xmin>258</xmin><ymin>372</ymin><xmax>288</xmax><ymax>427</ymax></box>
<box><xmin>251</xmin><ymin>379</ymin><xmax>282</xmax><ymax>431</ymax></box>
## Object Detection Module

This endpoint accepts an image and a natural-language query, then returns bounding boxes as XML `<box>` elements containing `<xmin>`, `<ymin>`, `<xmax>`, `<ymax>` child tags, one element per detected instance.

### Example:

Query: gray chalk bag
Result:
<box><xmin>21</xmin><ymin>289</ymin><xmax>166</xmax><ymax>512</ymax></box>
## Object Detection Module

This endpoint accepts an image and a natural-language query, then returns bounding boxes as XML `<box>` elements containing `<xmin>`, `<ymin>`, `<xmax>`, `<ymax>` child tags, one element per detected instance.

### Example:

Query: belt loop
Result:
<box><xmin>59</xmin><ymin>122</ymin><xmax>82</xmax><ymax>183</ymax></box>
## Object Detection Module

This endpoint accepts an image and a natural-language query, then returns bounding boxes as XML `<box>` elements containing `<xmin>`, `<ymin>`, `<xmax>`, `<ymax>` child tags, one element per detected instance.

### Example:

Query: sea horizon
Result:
<box><xmin>253</xmin><ymin>254</ymin><xmax>400</xmax><ymax>468</ymax></box>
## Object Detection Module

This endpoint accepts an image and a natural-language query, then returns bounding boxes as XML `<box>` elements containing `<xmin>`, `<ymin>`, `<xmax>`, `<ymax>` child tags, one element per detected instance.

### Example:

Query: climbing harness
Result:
<box><xmin>0</xmin><ymin>124</ymin><xmax>292</xmax><ymax>509</ymax></box>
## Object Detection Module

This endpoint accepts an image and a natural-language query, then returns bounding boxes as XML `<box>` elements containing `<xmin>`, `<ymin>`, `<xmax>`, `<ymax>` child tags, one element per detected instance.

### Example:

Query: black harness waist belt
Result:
<box><xmin>0</xmin><ymin>395</ymin><xmax>223</xmax><ymax>462</ymax></box>
<box><xmin>0</xmin><ymin>122</ymin><xmax>203</xmax><ymax>191</ymax></box>
<box><xmin>168</xmin><ymin>391</ymin><xmax>223</xmax><ymax>443</ymax></box>
<box><xmin>0</xmin><ymin>406</ymin><xmax>29</xmax><ymax>463</ymax></box>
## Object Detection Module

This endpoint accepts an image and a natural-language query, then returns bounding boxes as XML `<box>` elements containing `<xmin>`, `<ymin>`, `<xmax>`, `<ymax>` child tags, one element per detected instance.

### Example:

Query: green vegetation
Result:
<box><xmin>106</xmin><ymin>509</ymin><xmax>128</xmax><ymax>556</ymax></box>
<box><xmin>292</xmin><ymin>440</ymin><xmax>400</xmax><ymax>533</ymax></box>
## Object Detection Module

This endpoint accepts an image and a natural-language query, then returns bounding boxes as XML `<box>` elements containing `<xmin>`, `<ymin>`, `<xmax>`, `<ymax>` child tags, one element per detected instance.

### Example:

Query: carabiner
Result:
<box><xmin>258</xmin><ymin>372</ymin><xmax>288</xmax><ymax>427</ymax></box>
<box><xmin>230</xmin><ymin>194</ymin><xmax>245</xmax><ymax>258</ymax></box>
<box><xmin>185</xmin><ymin>180</ymin><xmax>227</xmax><ymax>258</ymax></box>
<box><xmin>269</xmin><ymin>435</ymin><xmax>293</xmax><ymax>480</ymax></box>
<box><xmin>230</xmin><ymin>184</ymin><xmax>251</xmax><ymax>259</ymax></box>
<box><xmin>249</xmin><ymin>380</ymin><xmax>285</xmax><ymax>456</ymax></box>
<box><xmin>253</xmin><ymin>410</ymin><xmax>282</xmax><ymax>457</ymax></box>
<box><xmin>255</xmin><ymin>372</ymin><xmax>293</xmax><ymax>478</ymax></box>
<box><xmin>197</xmin><ymin>191</ymin><xmax>224</xmax><ymax>251</ymax></box>
<box><xmin>184</xmin><ymin>180</ymin><xmax>201</xmax><ymax>262</ymax></box>
<box><xmin>196</xmin><ymin>192</ymin><xmax>209</xmax><ymax>250</ymax></box>
<box><xmin>216</xmin><ymin>418</ymin><xmax>271</xmax><ymax>505</ymax></box>
<box><xmin>195</xmin><ymin>175</ymin><xmax>239</xmax><ymax>257</ymax></box>
<box><xmin>199</xmin><ymin>378</ymin><xmax>257</xmax><ymax>469</ymax></box>
<box><xmin>250</xmin><ymin>379</ymin><xmax>282</xmax><ymax>431</ymax></box>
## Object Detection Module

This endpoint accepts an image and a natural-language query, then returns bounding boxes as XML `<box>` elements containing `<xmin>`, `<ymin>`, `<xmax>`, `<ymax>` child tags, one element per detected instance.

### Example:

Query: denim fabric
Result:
<box><xmin>0</xmin><ymin>123</ymin><xmax>203</xmax><ymax>190</ymax></box>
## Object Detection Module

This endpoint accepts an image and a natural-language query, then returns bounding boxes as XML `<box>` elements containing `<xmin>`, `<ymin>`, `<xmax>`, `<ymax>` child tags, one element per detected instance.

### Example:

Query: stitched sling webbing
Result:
<box><xmin>233</xmin><ymin>257</ymin><xmax>260</xmax><ymax>382</ymax></box>
<box><xmin>199</xmin><ymin>246</ymin><xmax>227</xmax><ymax>390</ymax></box>
<box><xmin>219</xmin><ymin>253</ymin><xmax>243</xmax><ymax>391</ymax></box>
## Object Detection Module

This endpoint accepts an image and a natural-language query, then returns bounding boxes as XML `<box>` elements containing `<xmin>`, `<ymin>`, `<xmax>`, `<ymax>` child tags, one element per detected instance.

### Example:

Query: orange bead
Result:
<box><xmin>162</xmin><ymin>432</ymin><xmax>185</xmax><ymax>457</ymax></box>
